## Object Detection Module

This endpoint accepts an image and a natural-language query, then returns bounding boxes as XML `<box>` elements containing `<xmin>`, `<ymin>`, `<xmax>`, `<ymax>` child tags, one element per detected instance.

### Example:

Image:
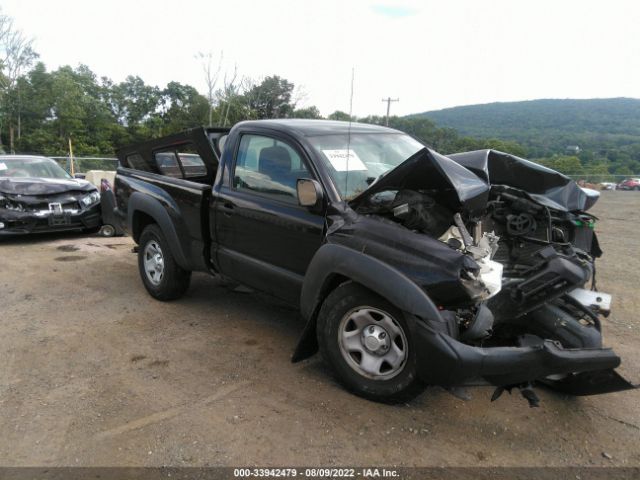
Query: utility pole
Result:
<box><xmin>382</xmin><ymin>97</ymin><xmax>399</xmax><ymax>126</ymax></box>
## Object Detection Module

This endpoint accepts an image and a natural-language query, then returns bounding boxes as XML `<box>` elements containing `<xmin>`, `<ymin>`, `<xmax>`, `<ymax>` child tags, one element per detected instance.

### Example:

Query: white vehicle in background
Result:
<box><xmin>599</xmin><ymin>182</ymin><xmax>617</xmax><ymax>191</ymax></box>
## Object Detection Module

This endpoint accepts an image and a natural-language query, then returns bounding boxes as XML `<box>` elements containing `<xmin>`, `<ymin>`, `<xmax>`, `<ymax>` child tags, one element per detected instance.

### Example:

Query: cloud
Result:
<box><xmin>371</xmin><ymin>3</ymin><xmax>419</xmax><ymax>18</ymax></box>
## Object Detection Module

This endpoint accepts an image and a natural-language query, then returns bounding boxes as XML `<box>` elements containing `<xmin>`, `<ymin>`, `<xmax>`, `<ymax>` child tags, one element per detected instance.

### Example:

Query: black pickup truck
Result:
<box><xmin>114</xmin><ymin>119</ymin><xmax>636</xmax><ymax>405</ymax></box>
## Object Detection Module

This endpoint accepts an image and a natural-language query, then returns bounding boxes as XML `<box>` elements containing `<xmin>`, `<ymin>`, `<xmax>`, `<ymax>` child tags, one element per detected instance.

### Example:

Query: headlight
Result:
<box><xmin>80</xmin><ymin>191</ymin><xmax>100</xmax><ymax>208</ymax></box>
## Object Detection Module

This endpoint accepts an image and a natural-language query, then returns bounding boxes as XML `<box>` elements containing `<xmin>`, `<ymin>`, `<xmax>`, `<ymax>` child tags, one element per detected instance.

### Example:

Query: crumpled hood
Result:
<box><xmin>448</xmin><ymin>149</ymin><xmax>599</xmax><ymax>212</ymax></box>
<box><xmin>0</xmin><ymin>177</ymin><xmax>96</xmax><ymax>196</ymax></box>
<box><xmin>349</xmin><ymin>148</ymin><xmax>490</xmax><ymax>216</ymax></box>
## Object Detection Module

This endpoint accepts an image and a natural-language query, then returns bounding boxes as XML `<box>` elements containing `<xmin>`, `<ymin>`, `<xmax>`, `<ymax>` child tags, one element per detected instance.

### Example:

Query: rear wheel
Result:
<box><xmin>138</xmin><ymin>224</ymin><xmax>191</xmax><ymax>300</ymax></box>
<box><xmin>317</xmin><ymin>282</ymin><xmax>423</xmax><ymax>403</ymax></box>
<box><xmin>99</xmin><ymin>224</ymin><xmax>116</xmax><ymax>237</ymax></box>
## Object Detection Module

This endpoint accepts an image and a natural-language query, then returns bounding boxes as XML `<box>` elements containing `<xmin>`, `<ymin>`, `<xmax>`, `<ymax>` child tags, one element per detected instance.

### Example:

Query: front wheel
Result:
<box><xmin>317</xmin><ymin>282</ymin><xmax>423</xmax><ymax>403</ymax></box>
<box><xmin>138</xmin><ymin>224</ymin><xmax>191</xmax><ymax>301</ymax></box>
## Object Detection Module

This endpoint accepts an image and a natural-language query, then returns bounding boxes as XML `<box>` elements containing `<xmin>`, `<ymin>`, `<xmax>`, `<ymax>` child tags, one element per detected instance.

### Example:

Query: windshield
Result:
<box><xmin>307</xmin><ymin>133</ymin><xmax>424</xmax><ymax>200</ymax></box>
<box><xmin>0</xmin><ymin>157</ymin><xmax>71</xmax><ymax>179</ymax></box>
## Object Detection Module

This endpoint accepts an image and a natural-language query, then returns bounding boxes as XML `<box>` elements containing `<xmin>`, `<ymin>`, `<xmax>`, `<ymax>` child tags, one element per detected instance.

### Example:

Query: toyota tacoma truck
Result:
<box><xmin>113</xmin><ymin>120</ymin><xmax>636</xmax><ymax>405</ymax></box>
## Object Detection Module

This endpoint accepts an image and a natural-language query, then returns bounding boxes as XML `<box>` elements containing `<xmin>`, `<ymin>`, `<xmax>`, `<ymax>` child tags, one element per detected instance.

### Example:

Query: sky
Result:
<box><xmin>2</xmin><ymin>0</ymin><xmax>639</xmax><ymax>117</ymax></box>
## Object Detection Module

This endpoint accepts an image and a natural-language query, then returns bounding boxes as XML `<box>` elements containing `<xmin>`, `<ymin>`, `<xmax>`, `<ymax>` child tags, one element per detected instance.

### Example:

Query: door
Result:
<box><xmin>214</xmin><ymin>132</ymin><xmax>326</xmax><ymax>303</ymax></box>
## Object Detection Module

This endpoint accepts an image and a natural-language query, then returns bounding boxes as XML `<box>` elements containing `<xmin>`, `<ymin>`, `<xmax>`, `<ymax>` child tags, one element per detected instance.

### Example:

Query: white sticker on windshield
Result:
<box><xmin>322</xmin><ymin>149</ymin><xmax>366</xmax><ymax>172</ymax></box>
<box><xmin>0</xmin><ymin>162</ymin><xmax>6</xmax><ymax>171</ymax></box>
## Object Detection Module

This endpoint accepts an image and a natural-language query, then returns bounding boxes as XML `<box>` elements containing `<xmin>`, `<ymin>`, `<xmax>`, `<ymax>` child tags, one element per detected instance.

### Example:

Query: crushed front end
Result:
<box><xmin>0</xmin><ymin>190</ymin><xmax>101</xmax><ymax>235</ymax></box>
<box><xmin>346</xmin><ymin>148</ymin><xmax>636</xmax><ymax>404</ymax></box>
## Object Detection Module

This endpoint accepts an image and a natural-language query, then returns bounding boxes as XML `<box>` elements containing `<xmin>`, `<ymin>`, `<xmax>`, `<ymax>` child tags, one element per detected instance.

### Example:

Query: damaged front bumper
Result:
<box><xmin>0</xmin><ymin>204</ymin><xmax>101</xmax><ymax>235</ymax></box>
<box><xmin>413</xmin><ymin>319</ymin><xmax>637</xmax><ymax>396</ymax></box>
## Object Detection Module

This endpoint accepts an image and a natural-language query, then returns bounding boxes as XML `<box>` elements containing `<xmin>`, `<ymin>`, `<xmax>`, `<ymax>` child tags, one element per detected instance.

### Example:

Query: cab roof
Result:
<box><xmin>235</xmin><ymin>119</ymin><xmax>402</xmax><ymax>136</ymax></box>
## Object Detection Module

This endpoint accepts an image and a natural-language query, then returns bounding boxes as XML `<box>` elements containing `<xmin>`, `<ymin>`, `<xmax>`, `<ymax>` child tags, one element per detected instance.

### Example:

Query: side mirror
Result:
<box><xmin>297</xmin><ymin>178</ymin><xmax>323</xmax><ymax>209</ymax></box>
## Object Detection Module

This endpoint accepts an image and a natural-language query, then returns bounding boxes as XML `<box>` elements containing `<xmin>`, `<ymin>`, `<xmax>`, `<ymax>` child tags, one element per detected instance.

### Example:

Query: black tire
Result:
<box><xmin>138</xmin><ymin>224</ymin><xmax>191</xmax><ymax>301</ymax></box>
<box><xmin>635</xmin><ymin>186</ymin><xmax>640</xmax><ymax>191</ymax></box>
<box><xmin>316</xmin><ymin>282</ymin><xmax>423</xmax><ymax>403</ymax></box>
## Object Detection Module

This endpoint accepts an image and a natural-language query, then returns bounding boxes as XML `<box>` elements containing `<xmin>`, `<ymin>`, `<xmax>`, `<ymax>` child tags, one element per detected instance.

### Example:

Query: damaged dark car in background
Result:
<box><xmin>0</xmin><ymin>155</ymin><xmax>101</xmax><ymax>235</ymax></box>
<box><xmin>114</xmin><ymin>120</ymin><xmax>637</xmax><ymax>406</ymax></box>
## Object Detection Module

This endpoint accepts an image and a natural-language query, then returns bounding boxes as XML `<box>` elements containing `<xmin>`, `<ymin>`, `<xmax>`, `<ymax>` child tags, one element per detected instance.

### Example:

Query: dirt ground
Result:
<box><xmin>0</xmin><ymin>191</ymin><xmax>639</xmax><ymax>468</ymax></box>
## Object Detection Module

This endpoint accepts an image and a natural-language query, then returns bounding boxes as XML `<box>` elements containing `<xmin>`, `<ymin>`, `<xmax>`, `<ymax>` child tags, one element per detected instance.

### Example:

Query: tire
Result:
<box><xmin>316</xmin><ymin>282</ymin><xmax>423</xmax><ymax>403</ymax></box>
<box><xmin>635</xmin><ymin>186</ymin><xmax>640</xmax><ymax>191</ymax></box>
<box><xmin>99</xmin><ymin>224</ymin><xmax>116</xmax><ymax>237</ymax></box>
<box><xmin>138</xmin><ymin>224</ymin><xmax>191</xmax><ymax>301</ymax></box>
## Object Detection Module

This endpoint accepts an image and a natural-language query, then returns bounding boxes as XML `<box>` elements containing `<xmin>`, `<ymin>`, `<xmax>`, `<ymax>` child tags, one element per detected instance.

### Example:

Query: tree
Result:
<box><xmin>244</xmin><ymin>75</ymin><xmax>295</xmax><ymax>119</ymax></box>
<box><xmin>111</xmin><ymin>76</ymin><xmax>161</xmax><ymax>126</ymax></box>
<box><xmin>537</xmin><ymin>155</ymin><xmax>584</xmax><ymax>176</ymax></box>
<box><xmin>328</xmin><ymin>110</ymin><xmax>353</xmax><ymax>121</ymax></box>
<box><xmin>0</xmin><ymin>9</ymin><xmax>38</xmax><ymax>151</ymax></box>
<box><xmin>292</xmin><ymin>106</ymin><xmax>322</xmax><ymax>119</ymax></box>
<box><xmin>196</xmin><ymin>51</ymin><xmax>222</xmax><ymax>126</ymax></box>
<box><xmin>216</xmin><ymin>64</ymin><xmax>243</xmax><ymax>127</ymax></box>
<box><xmin>160</xmin><ymin>81</ymin><xmax>209</xmax><ymax>134</ymax></box>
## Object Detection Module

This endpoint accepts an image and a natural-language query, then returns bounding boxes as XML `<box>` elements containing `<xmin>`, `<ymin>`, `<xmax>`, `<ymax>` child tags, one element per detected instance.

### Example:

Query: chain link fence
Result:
<box><xmin>50</xmin><ymin>156</ymin><xmax>119</xmax><ymax>174</ymax></box>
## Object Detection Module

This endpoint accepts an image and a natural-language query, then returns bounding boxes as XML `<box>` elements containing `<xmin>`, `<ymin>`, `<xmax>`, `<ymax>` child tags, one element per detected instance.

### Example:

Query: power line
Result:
<box><xmin>381</xmin><ymin>97</ymin><xmax>399</xmax><ymax>126</ymax></box>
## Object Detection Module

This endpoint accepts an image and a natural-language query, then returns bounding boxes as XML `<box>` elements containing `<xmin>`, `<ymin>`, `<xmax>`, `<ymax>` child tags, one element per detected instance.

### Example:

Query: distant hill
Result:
<box><xmin>414</xmin><ymin>98</ymin><xmax>640</xmax><ymax>158</ymax></box>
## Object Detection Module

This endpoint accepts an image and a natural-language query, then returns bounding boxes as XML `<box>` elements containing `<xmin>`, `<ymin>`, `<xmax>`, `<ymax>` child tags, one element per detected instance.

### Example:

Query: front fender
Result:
<box><xmin>293</xmin><ymin>243</ymin><xmax>445</xmax><ymax>362</ymax></box>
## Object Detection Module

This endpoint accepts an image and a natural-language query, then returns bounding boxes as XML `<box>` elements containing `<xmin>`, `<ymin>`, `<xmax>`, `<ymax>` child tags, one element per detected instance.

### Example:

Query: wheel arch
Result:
<box><xmin>292</xmin><ymin>243</ymin><xmax>443</xmax><ymax>362</ymax></box>
<box><xmin>128</xmin><ymin>192</ymin><xmax>191</xmax><ymax>270</ymax></box>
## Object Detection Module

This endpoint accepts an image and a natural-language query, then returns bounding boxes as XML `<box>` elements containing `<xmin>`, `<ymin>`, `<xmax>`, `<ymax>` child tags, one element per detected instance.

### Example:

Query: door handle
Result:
<box><xmin>222</xmin><ymin>201</ymin><xmax>235</xmax><ymax>217</ymax></box>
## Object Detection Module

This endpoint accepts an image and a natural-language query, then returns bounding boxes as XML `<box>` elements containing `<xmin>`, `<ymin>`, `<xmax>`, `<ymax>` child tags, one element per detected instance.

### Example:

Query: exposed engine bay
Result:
<box><xmin>347</xmin><ymin>148</ymin><xmax>636</xmax><ymax>405</ymax></box>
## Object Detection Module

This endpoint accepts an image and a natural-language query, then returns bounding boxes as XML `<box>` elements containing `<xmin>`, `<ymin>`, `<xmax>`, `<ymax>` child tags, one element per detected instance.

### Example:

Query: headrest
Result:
<box><xmin>258</xmin><ymin>146</ymin><xmax>291</xmax><ymax>174</ymax></box>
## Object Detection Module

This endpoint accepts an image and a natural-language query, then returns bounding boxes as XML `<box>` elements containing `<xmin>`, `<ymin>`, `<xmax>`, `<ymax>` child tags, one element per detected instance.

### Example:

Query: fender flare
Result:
<box><xmin>292</xmin><ymin>243</ymin><xmax>444</xmax><ymax>362</ymax></box>
<box><xmin>127</xmin><ymin>192</ymin><xmax>191</xmax><ymax>270</ymax></box>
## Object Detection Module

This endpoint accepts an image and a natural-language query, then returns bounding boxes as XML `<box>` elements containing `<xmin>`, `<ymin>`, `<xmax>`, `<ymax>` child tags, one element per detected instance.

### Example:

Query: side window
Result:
<box><xmin>154</xmin><ymin>151</ymin><xmax>182</xmax><ymax>178</ymax></box>
<box><xmin>153</xmin><ymin>143</ymin><xmax>207</xmax><ymax>179</ymax></box>
<box><xmin>125</xmin><ymin>153</ymin><xmax>151</xmax><ymax>172</ymax></box>
<box><xmin>177</xmin><ymin>143</ymin><xmax>206</xmax><ymax>178</ymax></box>
<box><xmin>179</xmin><ymin>153</ymin><xmax>206</xmax><ymax>177</ymax></box>
<box><xmin>233</xmin><ymin>134</ymin><xmax>312</xmax><ymax>204</ymax></box>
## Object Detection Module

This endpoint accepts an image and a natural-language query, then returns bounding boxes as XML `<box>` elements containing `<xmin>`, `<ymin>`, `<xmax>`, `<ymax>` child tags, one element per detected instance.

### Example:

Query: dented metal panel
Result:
<box><xmin>350</xmin><ymin>148</ymin><xmax>490</xmax><ymax>216</ymax></box>
<box><xmin>448</xmin><ymin>149</ymin><xmax>599</xmax><ymax>212</ymax></box>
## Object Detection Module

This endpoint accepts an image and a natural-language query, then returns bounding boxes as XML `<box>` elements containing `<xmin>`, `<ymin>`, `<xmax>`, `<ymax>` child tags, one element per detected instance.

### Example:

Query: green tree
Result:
<box><xmin>244</xmin><ymin>75</ymin><xmax>294</xmax><ymax>119</ymax></box>
<box><xmin>292</xmin><ymin>106</ymin><xmax>322</xmax><ymax>119</ymax></box>
<box><xmin>160</xmin><ymin>81</ymin><xmax>209</xmax><ymax>134</ymax></box>
<box><xmin>328</xmin><ymin>110</ymin><xmax>354</xmax><ymax>121</ymax></box>
<box><xmin>0</xmin><ymin>9</ymin><xmax>38</xmax><ymax>152</ymax></box>
<box><xmin>537</xmin><ymin>155</ymin><xmax>584</xmax><ymax>176</ymax></box>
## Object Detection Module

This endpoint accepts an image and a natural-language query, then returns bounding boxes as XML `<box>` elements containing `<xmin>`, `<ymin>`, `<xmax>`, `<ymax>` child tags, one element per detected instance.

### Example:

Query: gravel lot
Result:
<box><xmin>1</xmin><ymin>191</ymin><xmax>639</xmax><ymax>467</ymax></box>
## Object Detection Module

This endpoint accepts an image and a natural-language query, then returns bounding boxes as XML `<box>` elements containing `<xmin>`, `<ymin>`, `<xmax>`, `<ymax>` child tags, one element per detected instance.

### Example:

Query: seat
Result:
<box><xmin>258</xmin><ymin>145</ymin><xmax>298</xmax><ymax>194</ymax></box>
<box><xmin>258</xmin><ymin>146</ymin><xmax>292</xmax><ymax>178</ymax></box>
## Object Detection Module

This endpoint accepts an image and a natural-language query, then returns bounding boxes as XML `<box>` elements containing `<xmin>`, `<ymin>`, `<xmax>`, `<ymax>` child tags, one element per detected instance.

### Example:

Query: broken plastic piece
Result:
<box><xmin>490</xmin><ymin>385</ymin><xmax>512</xmax><ymax>402</ymax></box>
<box><xmin>519</xmin><ymin>384</ymin><xmax>540</xmax><ymax>408</ymax></box>
<box><xmin>491</xmin><ymin>383</ymin><xmax>540</xmax><ymax>407</ymax></box>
